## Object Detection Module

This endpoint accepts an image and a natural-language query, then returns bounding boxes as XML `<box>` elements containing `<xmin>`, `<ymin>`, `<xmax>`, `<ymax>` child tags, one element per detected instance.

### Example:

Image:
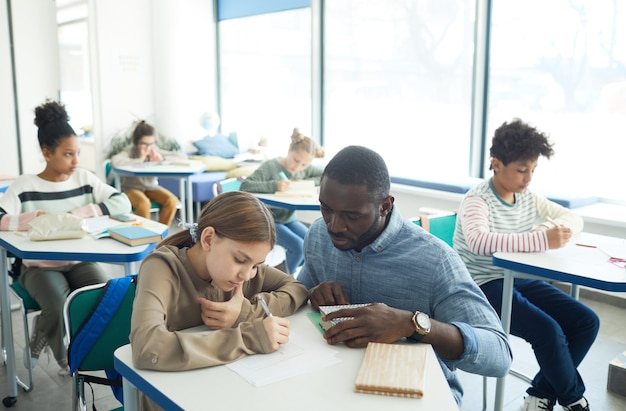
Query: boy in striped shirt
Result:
<box><xmin>454</xmin><ymin>119</ymin><xmax>598</xmax><ymax>411</ymax></box>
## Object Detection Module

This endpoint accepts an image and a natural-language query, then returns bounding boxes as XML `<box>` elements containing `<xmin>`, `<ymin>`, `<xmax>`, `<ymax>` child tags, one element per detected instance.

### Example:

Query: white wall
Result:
<box><xmin>88</xmin><ymin>0</ymin><xmax>218</xmax><ymax>179</ymax></box>
<box><xmin>152</xmin><ymin>0</ymin><xmax>218</xmax><ymax>152</ymax></box>
<box><xmin>88</xmin><ymin>0</ymin><xmax>154</xmax><ymax>180</ymax></box>
<box><xmin>2</xmin><ymin>0</ymin><xmax>60</xmax><ymax>176</ymax></box>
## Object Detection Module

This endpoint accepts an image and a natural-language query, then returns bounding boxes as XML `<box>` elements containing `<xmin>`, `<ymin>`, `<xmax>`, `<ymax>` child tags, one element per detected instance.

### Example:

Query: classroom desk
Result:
<box><xmin>0</xmin><ymin>217</ymin><xmax>167</xmax><ymax>406</ymax></box>
<box><xmin>491</xmin><ymin>232</ymin><xmax>626</xmax><ymax>411</ymax></box>
<box><xmin>112</xmin><ymin>161</ymin><xmax>206</xmax><ymax>223</ymax></box>
<box><xmin>114</xmin><ymin>307</ymin><xmax>458</xmax><ymax>411</ymax></box>
<box><xmin>252</xmin><ymin>193</ymin><xmax>320</xmax><ymax>211</ymax></box>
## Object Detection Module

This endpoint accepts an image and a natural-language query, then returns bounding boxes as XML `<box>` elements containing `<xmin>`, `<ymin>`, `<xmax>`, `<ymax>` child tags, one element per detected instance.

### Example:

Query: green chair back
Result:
<box><xmin>66</xmin><ymin>280</ymin><xmax>136</xmax><ymax>371</ymax></box>
<box><xmin>213</xmin><ymin>177</ymin><xmax>245</xmax><ymax>196</ymax></box>
<box><xmin>412</xmin><ymin>213</ymin><xmax>457</xmax><ymax>247</ymax></box>
<box><xmin>10</xmin><ymin>281</ymin><xmax>40</xmax><ymax>311</ymax></box>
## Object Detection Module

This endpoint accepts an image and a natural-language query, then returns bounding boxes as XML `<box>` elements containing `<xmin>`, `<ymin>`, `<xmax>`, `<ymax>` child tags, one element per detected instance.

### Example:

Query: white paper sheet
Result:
<box><xmin>225</xmin><ymin>330</ymin><xmax>341</xmax><ymax>387</ymax></box>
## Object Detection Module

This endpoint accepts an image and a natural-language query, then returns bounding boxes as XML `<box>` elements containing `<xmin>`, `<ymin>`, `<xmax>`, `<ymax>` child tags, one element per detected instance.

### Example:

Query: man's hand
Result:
<box><xmin>308</xmin><ymin>281</ymin><xmax>350</xmax><ymax>310</ymax></box>
<box><xmin>263</xmin><ymin>316</ymin><xmax>290</xmax><ymax>351</ymax></box>
<box><xmin>322</xmin><ymin>304</ymin><xmax>413</xmax><ymax>348</ymax></box>
<box><xmin>197</xmin><ymin>285</ymin><xmax>245</xmax><ymax>329</ymax></box>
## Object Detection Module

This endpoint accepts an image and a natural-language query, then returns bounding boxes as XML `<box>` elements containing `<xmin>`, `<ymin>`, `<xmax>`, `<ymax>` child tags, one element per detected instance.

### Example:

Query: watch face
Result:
<box><xmin>417</xmin><ymin>312</ymin><xmax>431</xmax><ymax>331</ymax></box>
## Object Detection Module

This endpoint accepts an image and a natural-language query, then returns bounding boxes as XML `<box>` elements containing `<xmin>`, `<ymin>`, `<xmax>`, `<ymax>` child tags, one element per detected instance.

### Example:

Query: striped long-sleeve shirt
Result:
<box><xmin>453</xmin><ymin>178</ymin><xmax>583</xmax><ymax>286</ymax></box>
<box><xmin>0</xmin><ymin>168</ymin><xmax>131</xmax><ymax>267</ymax></box>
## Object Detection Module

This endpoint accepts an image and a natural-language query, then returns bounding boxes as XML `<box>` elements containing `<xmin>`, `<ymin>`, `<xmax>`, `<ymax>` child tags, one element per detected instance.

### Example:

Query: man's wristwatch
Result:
<box><xmin>411</xmin><ymin>311</ymin><xmax>432</xmax><ymax>340</ymax></box>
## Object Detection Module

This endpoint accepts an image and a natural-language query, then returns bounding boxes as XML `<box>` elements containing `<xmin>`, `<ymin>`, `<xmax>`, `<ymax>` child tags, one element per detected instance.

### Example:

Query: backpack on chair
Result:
<box><xmin>65</xmin><ymin>275</ymin><xmax>137</xmax><ymax>410</ymax></box>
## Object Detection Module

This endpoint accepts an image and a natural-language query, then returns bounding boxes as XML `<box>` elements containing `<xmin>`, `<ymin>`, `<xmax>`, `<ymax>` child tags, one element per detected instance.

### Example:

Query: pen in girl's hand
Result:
<box><xmin>257</xmin><ymin>295</ymin><xmax>273</xmax><ymax>317</ymax></box>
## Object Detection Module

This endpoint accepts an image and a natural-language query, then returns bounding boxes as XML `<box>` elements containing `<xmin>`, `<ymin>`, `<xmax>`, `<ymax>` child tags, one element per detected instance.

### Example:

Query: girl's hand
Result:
<box><xmin>197</xmin><ymin>285</ymin><xmax>245</xmax><ymax>329</ymax></box>
<box><xmin>277</xmin><ymin>180</ymin><xmax>290</xmax><ymax>191</ymax></box>
<box><xmin>546</xmin><ymin>225</ymin><xmax>572</xmax><ymax>249</ymax></box>
<box><xmin>263</xmin><ymin>316</ymin><xmax>290</xmax><ymax>351</ymax></box>
<box><xmin>148</xmin><ymin>147</ymin><xmax>164</xmax><ymax>162</ymax></box>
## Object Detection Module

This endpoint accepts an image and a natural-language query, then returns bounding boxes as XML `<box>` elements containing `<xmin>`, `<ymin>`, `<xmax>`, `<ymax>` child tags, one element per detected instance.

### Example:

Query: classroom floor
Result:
<box><xmin>2</xmin><ymin>265</ymin><xmax>626</xmax><ymax>410</ymax></box>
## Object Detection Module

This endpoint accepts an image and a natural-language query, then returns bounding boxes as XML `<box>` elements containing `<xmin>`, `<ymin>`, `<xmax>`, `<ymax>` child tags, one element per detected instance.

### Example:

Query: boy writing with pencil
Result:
<box><xmin>453</xmin><ymin>119</ymin><xmax>599</xmax><ymax>411</ymax></box>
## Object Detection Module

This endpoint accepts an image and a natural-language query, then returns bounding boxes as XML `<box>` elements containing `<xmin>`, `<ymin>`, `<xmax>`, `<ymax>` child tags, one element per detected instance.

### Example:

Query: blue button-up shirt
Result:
<box><xmin>298</xmin><ymin>207</ymin><xmax>511</xmax><ymax>406</ymax></box>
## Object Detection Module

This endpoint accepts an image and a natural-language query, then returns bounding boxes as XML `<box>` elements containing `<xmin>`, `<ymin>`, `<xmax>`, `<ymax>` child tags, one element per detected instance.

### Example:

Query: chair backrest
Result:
<box><xmin>412</xmin><ymin>212</ymin><xmax>457</xmax><ymax>247</ymax></box>
<box><xmin>64</xmin><ymin>277</ymin><xmax>136</xmax><ymax>372</ymax></box>
<box><xmin>103</xmin><ymin>159</ymin><xmax>116</xmax><ymax>187</ymax></box>
<box><xmin>212</xmin><ymin>177</ymin><xmax>245</xmax><ymax>196</ymax></box>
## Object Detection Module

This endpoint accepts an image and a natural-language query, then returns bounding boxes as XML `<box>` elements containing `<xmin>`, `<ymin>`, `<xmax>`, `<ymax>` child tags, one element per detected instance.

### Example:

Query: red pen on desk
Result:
<box><xmin>575</xmin><ymin>243</ymin><xmax>596</xmax><ymax>248</ymax></box>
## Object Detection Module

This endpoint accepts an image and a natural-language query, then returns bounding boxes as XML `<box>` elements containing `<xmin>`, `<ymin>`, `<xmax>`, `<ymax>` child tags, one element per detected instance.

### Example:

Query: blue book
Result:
<box><xmin>108</xmin><ymin>226</ymin><xmax>162</xmax><ymax>246</ymax></box>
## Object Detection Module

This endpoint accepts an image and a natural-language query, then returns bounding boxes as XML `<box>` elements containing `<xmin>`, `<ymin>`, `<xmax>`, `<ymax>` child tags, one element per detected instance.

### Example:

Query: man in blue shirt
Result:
<box><xmin>298</xmin><ymin>145</ymin><xmax>512</xmax><ymax>406</ymax></box>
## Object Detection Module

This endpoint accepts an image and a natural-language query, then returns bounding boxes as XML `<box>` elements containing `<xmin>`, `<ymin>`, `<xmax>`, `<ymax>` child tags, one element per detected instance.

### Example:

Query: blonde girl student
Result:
<box><xmin>240</xmin><ymin>128</ymin><xmax>325</xmax><ymax>273</ymax></box>
<box><xmin>130</xmin><ymin>191</ymin><xmax>308</xmax><ymax>409</ymax></box>
<box><xmin>110</xmin><ymin>120</ymin><xmax>187</xmax><ymax>226</ymax></box>
<box><xmin>0</xmin><ymin>100</ymin><xmax>132</xmax><ymax>375</ymax></box>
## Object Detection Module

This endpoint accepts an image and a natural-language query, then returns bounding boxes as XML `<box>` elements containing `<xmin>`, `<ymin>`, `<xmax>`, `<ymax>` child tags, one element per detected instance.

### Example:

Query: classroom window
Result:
<box><xmin>57</xmin><ymin>2</ymin><xmax>92</xmax><ymax>137</ymax></box>
<box><xmin>323</xmin><ymin>0</ymin><xmax>476</xmax><ymax>181</ymax></box>
<box><xmin>488</xmin><ymin>0</ymin><xmax>626</xmax><ymax>202</ymax></box>
<box><xmin>218</xmin><ymin>8</ymin><xmax>312</xmax><ymax>156</ymax></box>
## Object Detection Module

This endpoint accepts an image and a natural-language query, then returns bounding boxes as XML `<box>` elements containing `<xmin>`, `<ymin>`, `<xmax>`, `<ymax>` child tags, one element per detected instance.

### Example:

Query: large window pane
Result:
<box><xmin>219</xmin><ymin>8</ymin><xmax>311</xmax><ymax>156</ymax></box>
<box><xmin>324</xmin><ymin>0</ymin><xmax>476</xmax><ymax>181</ymax></box>
<box><xmin>57</xmin><ymin>2</ymin><xmax>92</xmax><ymax>137</ymax></box>
<box><xmin>489</xmin><ymin>0</ymin><xmax>626</xmax><ymax>202</ymax></box>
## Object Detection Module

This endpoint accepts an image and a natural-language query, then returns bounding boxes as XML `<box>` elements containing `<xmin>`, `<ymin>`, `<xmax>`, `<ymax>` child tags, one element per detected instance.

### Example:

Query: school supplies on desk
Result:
<box><xmin>354</xmin><ymin>342</ymin><xmax>427</xmax><ymax>399</ymax></box>
<box><xmin>27</xmin><ymin>214</ymin><xmax>86</xmax><ymax>241</ymax></box>
<box><xmin>274</xmin><ymin>180</ymin><xmax>316</xmax><ymax>197</ymax></box>
<box><xmin>109</xmin><ymin>214</ymin><xmax>137</xmax><ymax>223</ymax></box>
<box><xmin>108</xmin><ymin>226</ymin><xmax>162</xmax><ymax>246</ymax></box>
<box><xmin>318</xmin><ymin>304</ymin><xmax>372</xmax><ymax>331</ymax></box>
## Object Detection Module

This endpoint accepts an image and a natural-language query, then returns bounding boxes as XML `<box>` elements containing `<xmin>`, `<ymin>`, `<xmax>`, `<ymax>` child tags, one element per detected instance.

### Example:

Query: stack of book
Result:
<box><xmin>108</xmin><ymin>226</ymin><xmax>162</xmax><ymax>246</ymax></box>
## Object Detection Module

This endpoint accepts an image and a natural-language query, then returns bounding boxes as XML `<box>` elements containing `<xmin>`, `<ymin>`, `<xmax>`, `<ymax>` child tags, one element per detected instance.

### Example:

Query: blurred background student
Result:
<box><xmin>0</xmin><ymin>99</ymin><xmax>131</xmax><ymax>375</ymax></box>
<box><xmin>240</xmin><ymin>128</ymin><xmax>324</xmax><ymax>274</ymax></box>
<box><xmin>110</xmin><ymin>120</ymin><xmax>187</xmax><ymax>226</ymax></box>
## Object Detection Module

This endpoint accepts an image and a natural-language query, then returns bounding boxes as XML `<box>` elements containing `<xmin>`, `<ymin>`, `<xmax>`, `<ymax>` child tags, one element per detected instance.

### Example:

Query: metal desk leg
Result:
<box><xmin>571</xmin><ymin>284</ymin><xmax>580</xmax><ymax>300</ymax></box>
<box><xmin>495</xmin><ymin>269</ymin><xmax>515</xmax><ymax>411</ymax></box>
<box><xmin>124</xmin><ymin>262</ymin><xmax>138</xmax><ymax>276</ymax></box>
<box><xmin>185</xmin><ymin>177</ymin><xmax>194</xmax><ymax>223</ymax></box>
<box><xmin>0</xmin><ymin>248</ymin><xmax>18</xmax><ymax>406</ymax></box>
<box><xmin>178</xmin><ymin>179</ymin><xmax>186</xmax><ymax>224</ymax></box>
<box><xmin>122</xmin><ymin>377</ymin><xmax>139</xmax><ymax>411</ymax></box>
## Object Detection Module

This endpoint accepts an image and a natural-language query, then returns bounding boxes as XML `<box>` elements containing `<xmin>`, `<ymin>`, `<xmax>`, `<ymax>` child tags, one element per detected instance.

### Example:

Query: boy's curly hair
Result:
<box><xmin>489</xmin><ymin>118</ymin><xmax>554</xmax><ymax>169</ymax></box>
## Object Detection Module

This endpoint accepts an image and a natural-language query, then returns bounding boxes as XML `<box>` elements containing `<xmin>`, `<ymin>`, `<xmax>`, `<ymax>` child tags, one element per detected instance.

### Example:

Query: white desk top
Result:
<box><xmin>112</xmin><ymin>161</ymin><xmax>206</xmax><ymax>177</ymax></box>
<box><xmin>253</xmin><ymin>193</ymin><xmax>320</xmax><ymax>211</ymax></box>
<box><xmin>114</xmin><ymin>308</ymin><xmax>458</xmax><ymax>411</ymax></box>
<box><xmin>493</xmin><ymin>232</ymin><xmax>626</xmax><ymax>292</ymax></box>
<box><xmin>0</xmin><ymin>216</ymin><xmax>167</xmax><ymax>263</ymax></box>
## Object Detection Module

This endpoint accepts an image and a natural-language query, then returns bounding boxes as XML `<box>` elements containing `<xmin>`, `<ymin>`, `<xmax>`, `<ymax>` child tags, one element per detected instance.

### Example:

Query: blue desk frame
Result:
<box><xmin>253</xmin><ymin>193</ymin><xmax>320</xmax><ymax>211</ymax></box>
<box><xmin>491</xmin><ymin>232</ymin><xmax>626</xmax><ymax>411</ymax></box>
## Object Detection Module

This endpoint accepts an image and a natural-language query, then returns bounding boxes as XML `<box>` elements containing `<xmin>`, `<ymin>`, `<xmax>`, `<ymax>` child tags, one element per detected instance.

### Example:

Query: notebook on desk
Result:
<box><xmin>274</xmin><ymin>180</ymin><xmax>316</xmax><ymax>197</ymax></box>
<box><xmin>354</xmin><ymin>342</ymin><xmax>427</xmax><ymax>399</ymax></box>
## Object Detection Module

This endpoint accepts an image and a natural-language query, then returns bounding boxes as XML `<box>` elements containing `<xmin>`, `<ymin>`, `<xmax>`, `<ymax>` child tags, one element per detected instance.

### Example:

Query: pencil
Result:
<box><xmin>545</xmin><ymin>216</ymin><xmax>558</xmax><ymax>226</ymax></box>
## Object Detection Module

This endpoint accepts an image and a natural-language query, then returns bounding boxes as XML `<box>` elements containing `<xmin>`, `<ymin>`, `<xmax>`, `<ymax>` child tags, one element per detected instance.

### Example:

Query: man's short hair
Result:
<box><xmin>322</xmin><ymin>145</ymin><xmax>390</xmax><ymax>202</ymax></box>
